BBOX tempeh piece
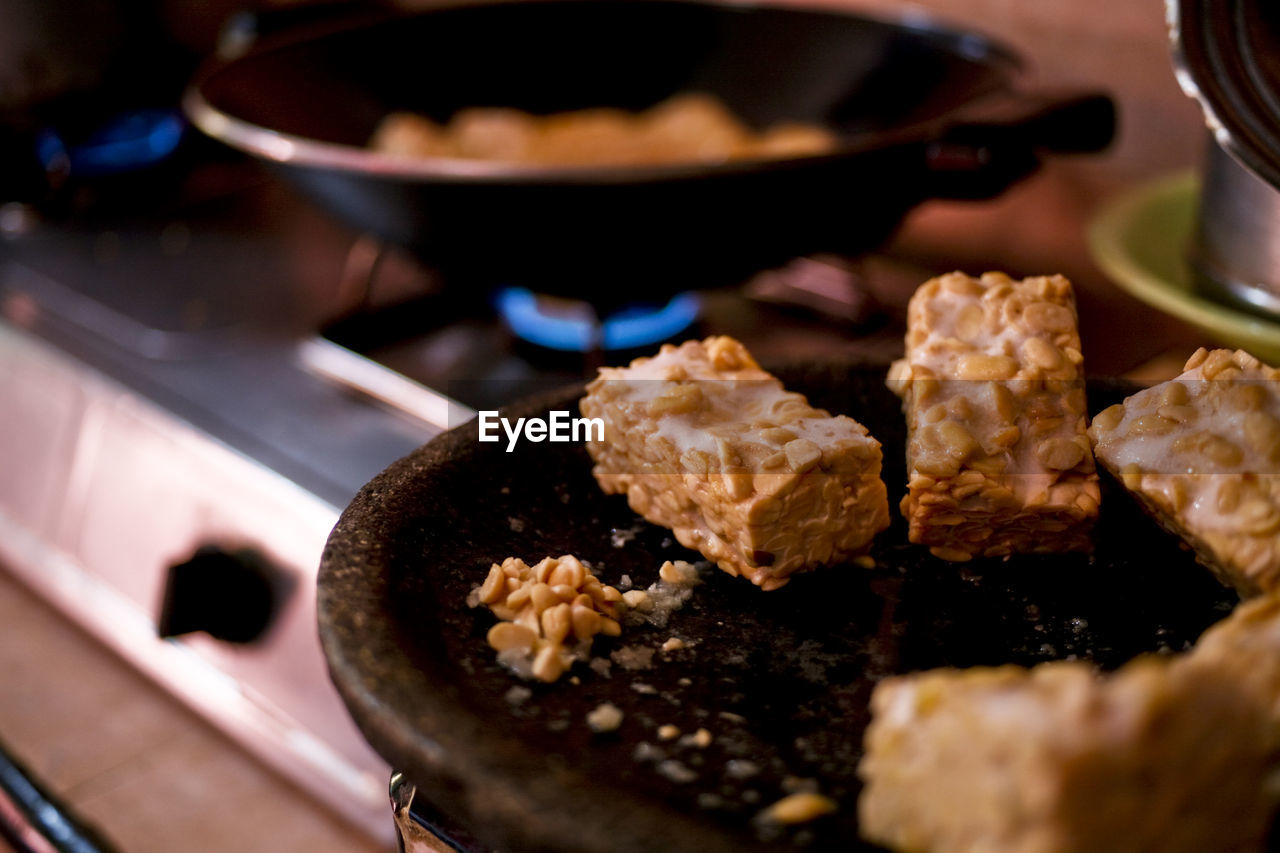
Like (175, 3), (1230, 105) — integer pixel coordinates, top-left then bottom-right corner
(888, 271), (1099, 561)
(580, 336), (889, 589)
(1089, 347), (1280, 596)
(858, 595), (1280, 853)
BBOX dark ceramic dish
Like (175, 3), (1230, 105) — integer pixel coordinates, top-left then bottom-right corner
(318, 361), (1236, 853)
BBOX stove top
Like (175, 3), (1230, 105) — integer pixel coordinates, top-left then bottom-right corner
(316, 221), (918, 413)
(0, 148), (924, 843)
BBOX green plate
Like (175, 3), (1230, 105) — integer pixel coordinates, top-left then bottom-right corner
(1087, 171), (1280, 363)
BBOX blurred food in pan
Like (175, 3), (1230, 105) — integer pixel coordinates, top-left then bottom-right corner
(369, 92), (837, 167)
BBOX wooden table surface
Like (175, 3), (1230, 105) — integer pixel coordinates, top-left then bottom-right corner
(0, 566), (390, 853)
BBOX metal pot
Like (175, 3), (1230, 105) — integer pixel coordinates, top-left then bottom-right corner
(1171, 0), (1280, 318)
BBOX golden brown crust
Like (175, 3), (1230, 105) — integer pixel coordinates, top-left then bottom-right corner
(858, 596), (1280, 853)
(580, 336), (889, 588)
(1089, 347), (1280, 595)
(892, 272), (1100, 560)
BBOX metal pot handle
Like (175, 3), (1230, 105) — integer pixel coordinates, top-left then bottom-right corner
(921, 91), (1116, 199)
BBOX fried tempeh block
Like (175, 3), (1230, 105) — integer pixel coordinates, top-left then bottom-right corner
(1089, 347), (1280, 596)
(888, 272), (1100, 561)
(858, 595), (1280, 853)
(579, 336), (889, 589)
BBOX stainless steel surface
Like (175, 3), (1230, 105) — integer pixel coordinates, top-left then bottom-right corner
(0, 324), (384, 840)
(0, 317), (466, 843)
(1169, 0), (1280, 319)
(1168, 0), (1280, 190)
(0, 166), (473, 842)
(1191, 140), (1280, 316)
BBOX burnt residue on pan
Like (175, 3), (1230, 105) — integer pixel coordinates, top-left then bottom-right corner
(320, 361), (1237, 853)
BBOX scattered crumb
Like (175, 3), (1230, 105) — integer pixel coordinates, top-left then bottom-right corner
(589, 657), (613, 679)
(659, 560), (702, 585)
(853, 555), (875, 569)
(546, 718), (570, 733)
(781, 776), (820, 795)
(657, 759), (698, 784)
(678, 677), (692, 687)
(719, 711), (747, 725)
(618, 574), (634, 591)
(507, 516), (526, 532)
(622, 590), (654, 612)
(657, 724), (681, 741)
(755, 792), (837, 825)
(621, 560), (704, 629)
(504, 686), (532, 706)
(683, 728), (712, 749)
(697, 793), (724, 810)
(631, 682), (658, 695)
(725, 759), (760, 780)
(496, 647), (538, 681)
(610, 524), (643, 548)
(662, 637), (686, 652)
(633, 742), (665, 763)
(586, 702), (624, 733)
(611, 645), (656, 671)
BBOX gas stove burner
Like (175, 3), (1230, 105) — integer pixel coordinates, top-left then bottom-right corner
(494, 287), (700, 352)
(36, 108), (186, 180)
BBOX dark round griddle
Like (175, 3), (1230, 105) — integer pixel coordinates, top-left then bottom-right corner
(318, 361), (1237, 853)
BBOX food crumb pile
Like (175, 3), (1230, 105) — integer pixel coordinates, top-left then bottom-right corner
(469, 556), (702, 683)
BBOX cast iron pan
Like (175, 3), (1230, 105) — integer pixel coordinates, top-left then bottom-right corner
(319, 360), (1239, 853)
(185, 0), (1114, 307)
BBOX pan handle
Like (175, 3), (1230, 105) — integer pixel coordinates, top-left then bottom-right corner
(920, 91), (1116, 199)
